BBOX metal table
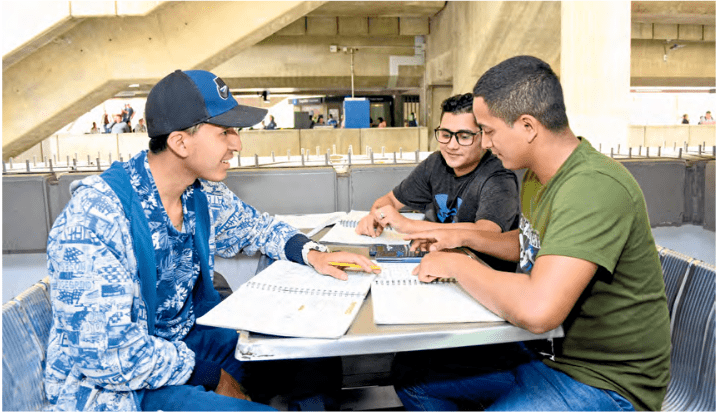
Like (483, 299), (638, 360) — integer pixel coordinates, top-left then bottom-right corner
(235, 239), (563, 361)
(236, 290), (563, 360)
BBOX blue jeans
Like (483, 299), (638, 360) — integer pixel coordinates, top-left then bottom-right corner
(393, 342), (635, 411)
(141, 324), (342, 411)
(141, 383), (275, 411)
(140, 324), (274, 411)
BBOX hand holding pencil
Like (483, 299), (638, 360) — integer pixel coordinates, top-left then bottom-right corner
(329, 262), (381, 271)
(306, 249), (381, 281)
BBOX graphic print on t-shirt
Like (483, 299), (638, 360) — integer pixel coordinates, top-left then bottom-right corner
(519, 215), (541, 273)
(434, 194), (462, 222)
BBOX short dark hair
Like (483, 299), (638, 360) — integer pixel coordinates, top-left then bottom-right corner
(148, 134), (170, 154)
(440, 93), (474, 119)
(472, 55), (569, 132)
(148, 123), (204, 154)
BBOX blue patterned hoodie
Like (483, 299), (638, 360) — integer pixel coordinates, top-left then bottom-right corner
(44, 151), (304, 410)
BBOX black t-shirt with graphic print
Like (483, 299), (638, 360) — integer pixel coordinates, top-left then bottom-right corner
(392, 151), (520, 272)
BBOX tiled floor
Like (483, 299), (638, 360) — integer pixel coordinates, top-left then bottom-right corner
(651, 224), (715, 265)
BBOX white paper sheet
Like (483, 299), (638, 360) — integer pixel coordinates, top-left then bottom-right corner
(371, 262), (504, 325)
(274, 211), (347, 231)
(197, 260), (375, 338)
(318, 210), (411, 245)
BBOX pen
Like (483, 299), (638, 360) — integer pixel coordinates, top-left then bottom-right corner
(329, 262), (381, 271)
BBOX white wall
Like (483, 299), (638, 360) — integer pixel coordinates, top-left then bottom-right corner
(630, 92), (715, 126)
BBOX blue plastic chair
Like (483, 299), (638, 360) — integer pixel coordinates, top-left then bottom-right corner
(660, 248), (695, 317)
(663, 259), (716, 411)
(15, 280), (53, 357)
(2, 298), (49, 411)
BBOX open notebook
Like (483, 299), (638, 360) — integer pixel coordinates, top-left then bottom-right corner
(273, 211), (347, 237)
(197, 260), (375, 339)
(318, 210), (416, 246)
(371, 262), (504, 325)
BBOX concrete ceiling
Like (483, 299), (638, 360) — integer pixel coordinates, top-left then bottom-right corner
(2, 1), (714, 160)
(3, 1), (329, 158)
(632, 1), (715, 25)
(308, 1), (446, 16)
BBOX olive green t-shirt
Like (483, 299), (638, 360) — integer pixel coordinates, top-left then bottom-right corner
(519, 138), (671, 411)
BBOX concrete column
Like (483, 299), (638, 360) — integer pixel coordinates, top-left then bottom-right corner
(561, 2), (631, 151)
(394, 92), (404, 127)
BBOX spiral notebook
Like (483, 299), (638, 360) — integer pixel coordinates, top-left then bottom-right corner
(273, 212), (347, 237)
(317, 210), (412, 246)
(371, 262), (504, 325)
(197, 260), (375, 339)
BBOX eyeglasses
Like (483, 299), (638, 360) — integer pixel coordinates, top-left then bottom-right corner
(434, 128), (482, 146)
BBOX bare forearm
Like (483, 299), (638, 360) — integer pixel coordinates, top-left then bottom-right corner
(444, 255), (550, 333)
(407, 227), (521, 261)
(459, 229), (520, 262)
(401, 220), (478, 234)
(370, 194), (397, 212)
(418, 252), (597, 335)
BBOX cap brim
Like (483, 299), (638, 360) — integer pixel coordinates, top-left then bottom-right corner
(207, 104), (268, 128)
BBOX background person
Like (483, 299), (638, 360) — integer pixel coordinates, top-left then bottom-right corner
(102, 113), (111, 133)
(326, 114), (338, 127)
(264, 115), (277, 130)
(408, 112), (418, 127)
(110, 113), (130, 133)
(89, 121), (100, 133)
(134, 118), (147, 133)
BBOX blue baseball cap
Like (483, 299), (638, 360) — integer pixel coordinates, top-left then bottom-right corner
(146, 69), (267, 138)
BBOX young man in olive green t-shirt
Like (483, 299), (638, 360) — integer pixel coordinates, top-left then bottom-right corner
(397, 56), (670, 411)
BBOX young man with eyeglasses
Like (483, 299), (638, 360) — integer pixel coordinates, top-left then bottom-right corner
(394, 56), (670, 411)
(355, 93), (519, 272)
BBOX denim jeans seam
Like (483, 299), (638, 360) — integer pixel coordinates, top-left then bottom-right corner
(603, 388), (632, 411)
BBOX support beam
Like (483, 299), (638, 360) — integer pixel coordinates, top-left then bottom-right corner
(561, 1), (631, 150)
(462, 2), (561, 93)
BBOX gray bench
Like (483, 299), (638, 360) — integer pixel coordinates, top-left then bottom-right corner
(4, 248), (715, 410)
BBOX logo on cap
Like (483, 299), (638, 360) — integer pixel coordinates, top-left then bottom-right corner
(214, 76), (229, 100)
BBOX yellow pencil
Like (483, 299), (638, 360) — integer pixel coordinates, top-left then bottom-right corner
(329, 262), (381, 271)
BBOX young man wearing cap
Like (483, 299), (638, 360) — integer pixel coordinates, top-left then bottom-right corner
(44, 69), (378, 411)
(355, 93), (520, 272)
(394, 56), (670, 411)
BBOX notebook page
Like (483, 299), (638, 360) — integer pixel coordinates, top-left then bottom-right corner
(318, 210), (410, 245)
(371, 262), (503, 324)
(197, 260), (375, 338)
(274, 211), (347, 231)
